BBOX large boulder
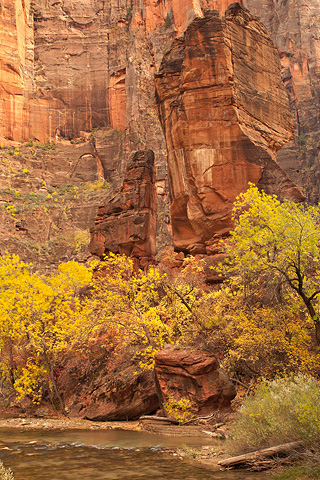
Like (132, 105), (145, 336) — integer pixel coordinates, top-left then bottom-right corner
(59, 356), (159, 422)
(154, 346), (236, 416)
(81, 368), (159, 422)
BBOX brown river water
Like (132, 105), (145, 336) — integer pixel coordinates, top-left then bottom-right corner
(0, 429), (274, 480)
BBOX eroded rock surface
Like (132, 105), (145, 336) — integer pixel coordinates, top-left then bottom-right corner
(0, 0), (33, 142)
(243, 0), (320, 204)
(90, 150), (157, 267)
(81, 369), (159, 422)
(155, 4), (304, 253)
(1, 0), (238, 143)
(154, 346), (236, 415)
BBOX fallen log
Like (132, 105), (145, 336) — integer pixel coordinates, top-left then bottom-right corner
(218, 441), (302, 468)
(139, 415), (178, 424)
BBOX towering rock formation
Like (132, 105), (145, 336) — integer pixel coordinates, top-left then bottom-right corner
(1, 0), (239, 144)
(0, 0), (313, 263)
(90, 150), (157, 267)
(1, 0), (240, 256)
(243, 0), (320, 204)
(155, 4), (304, 253)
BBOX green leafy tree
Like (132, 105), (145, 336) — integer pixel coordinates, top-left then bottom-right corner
(221, 185), (320, 345)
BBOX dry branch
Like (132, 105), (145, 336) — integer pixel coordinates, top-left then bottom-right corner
(218, 441), (302, 468)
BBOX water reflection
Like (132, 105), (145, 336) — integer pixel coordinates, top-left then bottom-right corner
(0, 429), (273, 480)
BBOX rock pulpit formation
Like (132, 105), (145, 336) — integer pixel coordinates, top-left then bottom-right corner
(90, 150), (157, 267)
(155, 4), (304, 254)
(154, 346), (236, 416)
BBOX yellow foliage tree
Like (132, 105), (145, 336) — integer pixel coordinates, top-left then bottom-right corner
(87, 253), (209, 369)
(0, 254), (93, 411)
(209, 287), (320, 380)
(221, 185), (320, 346)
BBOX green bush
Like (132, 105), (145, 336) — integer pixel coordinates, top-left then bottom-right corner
(0, 461), (14, 480)
(230, 374), (320, 453)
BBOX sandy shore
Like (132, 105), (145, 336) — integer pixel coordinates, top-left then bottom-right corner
(0, 417), (142, 431)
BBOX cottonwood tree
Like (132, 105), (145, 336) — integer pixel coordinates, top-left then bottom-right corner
(89, 253), (208, 369)
(221, 185), (320, 346)
(0, 255), (93, 411)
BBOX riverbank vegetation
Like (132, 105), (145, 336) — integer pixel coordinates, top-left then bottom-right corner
(0, 185), (320, 473)
(230, 374), (320, 452)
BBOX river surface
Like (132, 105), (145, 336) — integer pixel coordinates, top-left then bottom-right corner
(0, 429), (274, 480)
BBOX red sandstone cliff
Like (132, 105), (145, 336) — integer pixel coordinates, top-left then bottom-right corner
(1, 0), (239, 144)
(1, 0), (239, 256)
(0, 0), (33, 141)
(155, 4), (304, 253)
(243, 0), (320, 204)
(0, 0), (312, 263)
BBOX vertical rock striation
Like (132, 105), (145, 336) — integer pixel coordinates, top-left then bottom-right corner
(1, 0), (240, 143)
(243, 0), (320, 203)
(155, 4), (304, 253)
(0, 0), (33, 141)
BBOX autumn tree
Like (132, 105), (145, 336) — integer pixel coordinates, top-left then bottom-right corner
(221, 185), (320, 346)
(0, 254), (93, 411)
(87, 253), (210, 369)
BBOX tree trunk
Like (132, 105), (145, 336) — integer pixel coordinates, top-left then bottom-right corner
(315, 319), (320, 347)
(299, 291), (320, 346)
(44, 352), (67, 416)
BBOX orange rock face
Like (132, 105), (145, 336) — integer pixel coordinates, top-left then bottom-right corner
(90, 150), (157, 267)
(0, 0), (240, 144)
(243, 0), (320, 204)
(0, 0), (33, 141)
(109, 69), (127, 131)
(146, 0), (242, 34)
(155, 4), (304, 253)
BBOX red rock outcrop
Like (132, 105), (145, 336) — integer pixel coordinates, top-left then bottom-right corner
(243, 0), (320, 204)
(90, 150), (157, 266)
(154, 346), (236, 415)
(58, 352), (159, 421)
(155, 4), (304, 253)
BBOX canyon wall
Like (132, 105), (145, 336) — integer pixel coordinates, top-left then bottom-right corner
(0, 0), (33, 141)
(0, 0), (240, 257)
(155, 5), (304, 253)
(1, 0), (240, 144)
(0, 0), (315, 262)
(243, 0), (320, 203)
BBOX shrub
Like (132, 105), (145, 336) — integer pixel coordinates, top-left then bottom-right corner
(164, 395), (194, 424)
(230, 375), (320, 453)
(276, 462), (320, 480)
(126, 7), (132, 22)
